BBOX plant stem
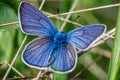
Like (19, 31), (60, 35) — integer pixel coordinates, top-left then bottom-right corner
(107, 6), (120, 80)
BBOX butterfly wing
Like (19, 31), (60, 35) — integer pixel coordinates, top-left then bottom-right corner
(50, 43), (77, 73)
(18, 2), (58, 36)
(66, 24), (106, 51)
(22, 36), (54, 69)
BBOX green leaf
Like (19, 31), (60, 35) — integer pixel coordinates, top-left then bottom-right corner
(0, 2), (17, 62)
(107, 7), (120, 80)
(0, 2), (18, 30)
(54, 73), (67, 80)
(0, 30), (16, 62)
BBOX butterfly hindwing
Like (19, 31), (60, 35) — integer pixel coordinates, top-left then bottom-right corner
(19, 2), (58, 36)
(66, 24), (106, 51)
(22, 36), (54, 69)
(51, 43), (77, 73)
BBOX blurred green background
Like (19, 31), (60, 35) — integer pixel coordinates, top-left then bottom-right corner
(0, 0), (120, 80)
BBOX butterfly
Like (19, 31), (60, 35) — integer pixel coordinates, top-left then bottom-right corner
(18, 2), (106, 74)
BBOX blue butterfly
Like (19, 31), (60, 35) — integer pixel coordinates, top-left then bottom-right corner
(18, 2), (106, 74)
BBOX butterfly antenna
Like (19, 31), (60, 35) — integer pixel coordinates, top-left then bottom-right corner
(57, 9), (62, 32)
(73, 16), (80, 22)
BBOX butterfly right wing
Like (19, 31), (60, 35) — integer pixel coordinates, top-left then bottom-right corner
(22, 36), (54, 69)
(66, 24), (106, 51)
(50, 43), (77, 74)
(19, 2), (58, 37)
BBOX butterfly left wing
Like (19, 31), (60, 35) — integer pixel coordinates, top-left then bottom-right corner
(50, 43), (77, 73)
(19, 2), (58, 36)
(66, 24), (106, 51)
(22, 36), (54, 69)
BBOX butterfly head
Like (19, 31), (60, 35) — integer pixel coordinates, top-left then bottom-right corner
(53, 31), (66, 46)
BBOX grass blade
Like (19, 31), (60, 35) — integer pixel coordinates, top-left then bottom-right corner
(107, 7), (120, 80)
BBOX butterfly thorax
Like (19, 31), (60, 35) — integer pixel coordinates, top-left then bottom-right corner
(53, 31), (66, 47)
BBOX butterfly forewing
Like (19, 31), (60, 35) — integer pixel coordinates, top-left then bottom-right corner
(19, 2), (58, 37)
(66, 24), (106, 51)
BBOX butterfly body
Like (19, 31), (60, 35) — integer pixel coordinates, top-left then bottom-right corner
(19, 2), (106, 74)
(48, 31), (66, 65)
